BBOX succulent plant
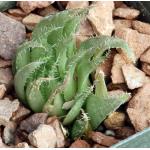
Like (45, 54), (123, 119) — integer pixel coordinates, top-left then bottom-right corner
(13, 8), (135, 139)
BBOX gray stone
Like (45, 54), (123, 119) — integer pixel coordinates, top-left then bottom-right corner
(0, 13), (26, 60)
(20, 113), (48, 133)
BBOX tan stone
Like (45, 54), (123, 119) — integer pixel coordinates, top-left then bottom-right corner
(70, 139), (90, 148)
(47, 117), (65, 148)
(140, 48), (150, 64)
(15, 142), (30, 148)
(77, 19), (94, 36)
(76, 35), (89, 48)
(127, 83), (150, 131)
(132, 20), (150, 35)
(37, 5), (58, 17)
(8, 8), (26, 17)
(115, 28), (150, 59)
(115, 127), (135, 139)
(104, 112), (126, 129)
(28, 124), (57, 148)
(11, 105), (30, 122)
(0, 84), (6, 99)
(114, 19), (132, 29)
(22, 13), (43, 30)
(122, 64), (146, 89)
(18, 1), (52, 14)
(98, 50), (116, 77)
(0, 68), (13, 88)
(0, 137), (9, 148)
(66, 1), (89, 9)
(0, 59), (12, 68)
(111, 54), (126, 84)
(114, 8), (140, 19)
(88, 1), (114, 36)
(88, 131), (119, 147)
(141, 63), (150, 76)
(3, 12), (23, 22)
(114, 1), (128, 8)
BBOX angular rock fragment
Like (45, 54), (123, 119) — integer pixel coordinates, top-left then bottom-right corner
(0, 84), (6, 99)
(122, 64), (146, 89)
(114, 1), (128, 8)
(115, 28), (150, 59)
(11, 105), (30, 122)
(0, 68), (13, 89)
(77, 19), (94, 36)
(66, 1), (89, 9)
(93, 144), (107, 148)
(88, 131), (119, 147)
(47, 117), (65, 148)
(108, 89), (131, 100)
(0, 137), (9, 148)
(111, 54), (126, 84)
(107, 83), (128, 91)
(15, 142), (30, 148)
(76, 19), (94, 47)
(140, 48), (150, 64)
(0, 59), (12, 68)
(8, 8), (26, 17)
(3, 121), (17, 144)
(97, 50), (116, 77)
(0, 99), (19, 126)
(132, 20), (150, 35)
(104, 112), (126, 129)
(22, 13), (43, 30)
(17, 1), (52, 14)
(70, 139), (90, 148)
(37, 5), (58, 17)
(88, 1), (114, 36)
(113, 8), (140, 19)
(0, 13), (26, 60)
(127, 83), (150, 131)
(114, 19), (132, 29)
(76, 35), (89, 48)
(28, 124), (57, 148)
(3, 12), (23, 22)
(141, 63), (150, 76)
(115, 127), (135, 139)
(20, 113), (48, 133)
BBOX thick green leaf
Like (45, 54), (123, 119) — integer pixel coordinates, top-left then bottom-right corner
(86, 93), (130, 129)
(112, 127), (150, 148)
(14, 61), (44, 103)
